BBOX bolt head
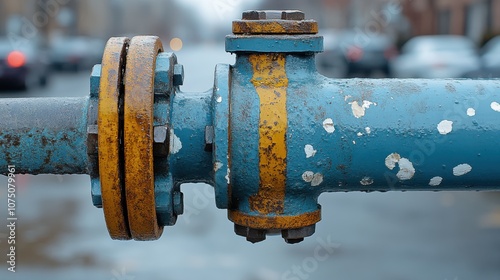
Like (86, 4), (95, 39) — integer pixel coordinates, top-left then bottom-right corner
(173, 191), (184, 215)
(281, 225), (316, 244)
(153, 126), (169, 157)
(242, 10), (305, 20)
(173, 64), (184, 86)
(90, 64), (101, 98)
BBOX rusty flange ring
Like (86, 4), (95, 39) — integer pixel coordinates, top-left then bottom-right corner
(124, 36), (164, 240)
(98, 37), (131, 240)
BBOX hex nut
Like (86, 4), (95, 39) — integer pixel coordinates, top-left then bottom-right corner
(173, 64), (184, 86)
(173, 191), (184, 215)
(242, 10), (305, 21)
(153, 125), (169, 157)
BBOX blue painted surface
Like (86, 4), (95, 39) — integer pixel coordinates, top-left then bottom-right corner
(0, 97), (90, 175)
(223, 51), (500, 220)
(225, 35), (323, 53)
(169, 90), (213, 183)
(213, 64), (231, 208)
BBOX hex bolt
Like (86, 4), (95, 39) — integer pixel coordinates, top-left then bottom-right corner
(86, 125), (98, 155)
(282, 224), (316, 244)
(173, 191), (184, 215)
(242, 10), (305, 21)
(204, 126), (214, 152)
(234, 224), (267, 243)
(153, 125), (169, 157)
(246, 228), (267, 243)
(173, 64), (184, 86)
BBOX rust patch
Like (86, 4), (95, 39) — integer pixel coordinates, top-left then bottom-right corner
(248, 54), (288, 215)
(229, 209), (321, 230)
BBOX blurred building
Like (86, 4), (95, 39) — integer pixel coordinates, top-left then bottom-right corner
(404, 0), (500, 43)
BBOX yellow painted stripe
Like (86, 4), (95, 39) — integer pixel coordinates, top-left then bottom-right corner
(249, 54), (288, 215)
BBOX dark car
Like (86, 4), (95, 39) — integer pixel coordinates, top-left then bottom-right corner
(50, 36), (105, 71)
(318, 30), (398, 77)
(0, 39), (50, 90)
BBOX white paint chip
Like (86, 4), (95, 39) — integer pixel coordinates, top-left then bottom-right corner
(385, 153), (401, 170)
(437, 120), (453, 135)
(360, 177), (374, 186)
(225, 167), (231, 184)
(491, 102), (500, 112)
(365, 127), (371, 134)
(216, 96), (222, 103)
(396, 158), (415, 180)
(311, 173), (324, 187)
(453, 164), (472, 176)
(214, 161), (223, 172)
(302, 171), (314, 183)
(323, 118), (335, 133)
(169, 130), (182, 154)
(385, 153), (415, 181)
(429, 176), (443, 186)
(357, 132), (363, 137)
(304, 144), (317, 158)
(350, 100), (374, 118)
(344, 95), (352, 101)
(302, 171), (324, 186)
(467, 108), (476, 117)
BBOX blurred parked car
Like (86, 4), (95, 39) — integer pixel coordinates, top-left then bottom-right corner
(0, 38), (50, 90)
(50, 36), (104, 71)
(391, 35), (481, 78)
(318, 30), (398, 77)
(462, 36), (500, 78)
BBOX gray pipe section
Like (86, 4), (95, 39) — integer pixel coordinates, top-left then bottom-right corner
(0, 97), (90, 175)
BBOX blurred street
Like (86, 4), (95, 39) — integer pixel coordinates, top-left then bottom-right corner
(1, 45), (500, 280)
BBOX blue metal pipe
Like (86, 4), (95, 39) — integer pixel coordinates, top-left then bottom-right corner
(0, 97), (89, 175)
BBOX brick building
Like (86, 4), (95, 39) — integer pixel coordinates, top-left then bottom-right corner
(403, 0), (500, 43)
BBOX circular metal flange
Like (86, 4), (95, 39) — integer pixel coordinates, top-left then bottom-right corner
(98, 37), (131, 240)
(124, 36), (164, 240)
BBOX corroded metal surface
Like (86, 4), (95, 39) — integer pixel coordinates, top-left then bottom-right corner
(248, 54), (288, 215)
(229, 210), (321, 230)
(123, 36), (163, 240)
(0, 97), (89, 175)
(98, 37), (131, 240)
(232, 20), (318, 35)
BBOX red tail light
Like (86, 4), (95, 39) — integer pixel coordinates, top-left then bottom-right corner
(346, 46), (363, 62)
(7, 51), (26, 68)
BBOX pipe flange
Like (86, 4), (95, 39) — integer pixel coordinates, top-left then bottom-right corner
(98, 37), (132, 240)
(124, 36), (164, 240)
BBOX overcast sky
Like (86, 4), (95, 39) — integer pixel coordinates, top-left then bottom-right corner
(175, 0), (262, 27)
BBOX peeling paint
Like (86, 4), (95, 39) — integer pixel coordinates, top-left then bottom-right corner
(169, 129), (182, 154)
(429, 176), (443, 186)
(357, 132), (363, 137)
(302, 171), (314, 183)
(304, 144), (317, 158)
(302, 171), (323, 186)
(344, 95), (352, 101)
(311, 173), (323, 187)
(225, 167), (231, 184)
(385, 153), (401, 170)
(214, 161), (223, 172)
(322, 118), (335, 133)
(491, 102), (500, 112)
(453, 164), (472, 176)
(437, 120), (453, 135)
(396, 158), (415, 180)
(216, 96), (222, 103)
(350, 100), (373, 118)
(360, 177), (374, 186)
(365, 127), (371, 134)
(352, 140), (356, 145)
(467, 108), (476, 117)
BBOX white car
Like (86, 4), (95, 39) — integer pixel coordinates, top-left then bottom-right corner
(391, 35), (481, 78)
